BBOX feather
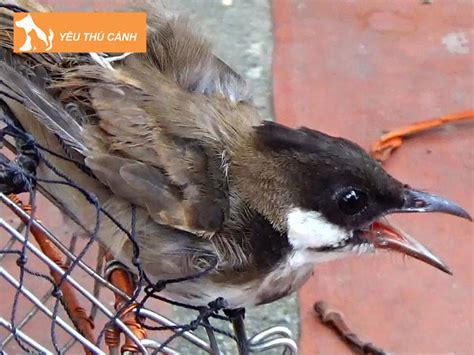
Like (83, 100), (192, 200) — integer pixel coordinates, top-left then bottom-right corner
(85, 154), (193, 227)
(120, 1), (251, 103)
(0, 62), (87, 153)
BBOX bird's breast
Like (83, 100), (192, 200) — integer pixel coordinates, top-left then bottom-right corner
(253, 250), (314, 306)
(159, 250), (314, 309)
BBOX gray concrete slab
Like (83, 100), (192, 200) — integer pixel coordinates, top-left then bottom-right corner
(163, 0), (274, 121)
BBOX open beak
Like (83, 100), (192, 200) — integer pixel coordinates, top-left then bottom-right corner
(359, 189), (471, 275)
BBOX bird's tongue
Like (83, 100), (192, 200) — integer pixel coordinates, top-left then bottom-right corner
(360, 220), (452, 274)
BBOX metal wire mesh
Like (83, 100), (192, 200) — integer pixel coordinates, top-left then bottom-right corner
(0, 77), (297, 355)
(0, 185), (213, 353)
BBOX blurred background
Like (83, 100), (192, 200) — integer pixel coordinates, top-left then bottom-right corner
(1, 0), (472, 354)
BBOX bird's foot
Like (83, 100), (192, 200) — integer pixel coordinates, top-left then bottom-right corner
(314, 301), (386, 355)
(224, 308), (250, 355)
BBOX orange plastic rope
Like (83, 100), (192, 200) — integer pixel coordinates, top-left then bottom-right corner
(371, 110), (474, 162)
(7, 194), (95, 355)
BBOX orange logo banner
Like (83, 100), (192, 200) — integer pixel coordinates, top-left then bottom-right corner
(13, 12), (147, 53)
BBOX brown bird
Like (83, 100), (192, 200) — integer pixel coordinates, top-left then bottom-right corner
(0, 0), (471, 352)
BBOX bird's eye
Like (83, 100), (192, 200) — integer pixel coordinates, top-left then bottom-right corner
(337, 189), (368, 215)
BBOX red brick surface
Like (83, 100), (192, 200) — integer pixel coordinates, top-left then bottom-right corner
(272, 1), (473, 354)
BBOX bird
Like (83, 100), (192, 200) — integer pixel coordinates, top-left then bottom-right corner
(0, 0), (471, 352)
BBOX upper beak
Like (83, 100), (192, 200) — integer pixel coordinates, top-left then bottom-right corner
(396, 188), (472, 221)
(360, 189), (471, 275)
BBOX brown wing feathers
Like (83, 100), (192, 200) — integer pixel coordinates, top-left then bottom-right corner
(0, 0), (263, 235)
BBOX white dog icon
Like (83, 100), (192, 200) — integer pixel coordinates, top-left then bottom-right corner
(15, 14), (54, 51)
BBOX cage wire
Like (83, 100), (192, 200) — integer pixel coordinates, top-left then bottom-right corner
(0, 90), (298, 354)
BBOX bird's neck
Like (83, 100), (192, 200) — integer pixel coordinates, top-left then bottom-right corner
(228, 132), (291, 232)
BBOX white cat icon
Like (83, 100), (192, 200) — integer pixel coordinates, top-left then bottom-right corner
(15, 14), (54, 52)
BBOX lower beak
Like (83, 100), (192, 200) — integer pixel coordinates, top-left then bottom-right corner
(359, 220), (452, 274)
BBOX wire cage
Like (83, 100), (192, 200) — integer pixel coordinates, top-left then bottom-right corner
(0, 121), (298, 354)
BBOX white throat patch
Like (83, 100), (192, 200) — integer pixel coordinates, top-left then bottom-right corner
(287, 208), (348, 250)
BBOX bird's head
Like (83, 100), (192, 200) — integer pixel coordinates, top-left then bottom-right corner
(252, 122), (471, 273)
